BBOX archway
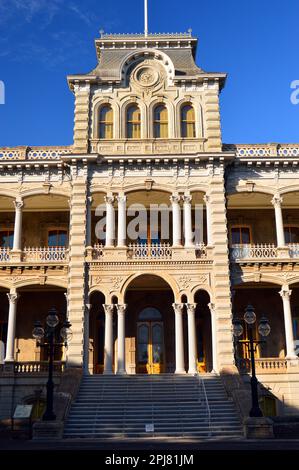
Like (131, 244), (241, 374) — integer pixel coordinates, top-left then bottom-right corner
(233, 283), (287, 361)
(125, 274), (175, 374)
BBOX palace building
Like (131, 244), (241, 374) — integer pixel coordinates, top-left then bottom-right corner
(0, 29), (299, 436)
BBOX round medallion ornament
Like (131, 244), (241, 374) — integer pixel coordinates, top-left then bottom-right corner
(136, 67), (159, 88)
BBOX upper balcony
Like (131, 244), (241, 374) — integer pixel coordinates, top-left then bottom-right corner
(0, 193), (70, 267)
(227, 188), (299, 265)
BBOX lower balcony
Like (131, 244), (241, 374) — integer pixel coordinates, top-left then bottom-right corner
(0, 361), (65, 376)
(236, 357), (289, 374)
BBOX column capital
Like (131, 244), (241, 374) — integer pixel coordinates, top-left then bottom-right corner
(172, 303), (184, 314)
(104, 195), (115, 205)
(279, 286), (292, 300)
(208, 302), (216, 313)
(85, 303), (92, 311)
(103, 304), (114, 315)
(186, 303), (196, 314)
(170, 194), (181, 204)
(13, 198), (23, 211)
(117, 195), (127, 203)
(271, 194), (283, 207)
(87, 195), (93, 204)
(183, 195), (192, 204)
(7, 292), (19, 304)
(116, 304), (127, 315)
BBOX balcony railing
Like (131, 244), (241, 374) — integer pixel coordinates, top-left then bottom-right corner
(0, 247), (10, 262)
(236, 357), (288, 374)
(230, 244), (278, 260)
(223, 143), (299, 158)
(23, 247), (69, 262)
(128, 243), (173, 260)
(231, 243), (299, 261)
(288, 244), (299, 258)
(14, 361), (65, 374)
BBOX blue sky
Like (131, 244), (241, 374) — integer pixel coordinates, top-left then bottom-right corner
(0, 0), (298, 147)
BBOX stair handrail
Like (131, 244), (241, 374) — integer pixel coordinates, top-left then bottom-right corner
(197, 373), (211, 437)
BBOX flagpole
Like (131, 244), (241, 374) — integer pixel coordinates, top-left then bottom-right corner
(144, 0), (148, 37)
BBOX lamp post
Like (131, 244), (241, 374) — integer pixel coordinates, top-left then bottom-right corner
(32, 307), (72, 421)
(233, 304), (271, 418)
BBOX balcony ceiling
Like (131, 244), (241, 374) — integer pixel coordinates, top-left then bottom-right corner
(227, 191), (299, 208)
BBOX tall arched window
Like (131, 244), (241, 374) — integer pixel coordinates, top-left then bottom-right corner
(127, 105), (141, 138)
(99, 105), (113, 139)
(153, 104), (168, 138)
(181, 104), (196, 138)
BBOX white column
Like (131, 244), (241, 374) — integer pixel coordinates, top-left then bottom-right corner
(83, 303), (91, 375)
(173, 303), (185, 373)
(186, 303), (197, 374)
(117, 196), (127, 247)
(86, 196), (93, 248)
(208, 302), (218, 372)
(103, 304), (114, 374)
(12, 199), (23, 251)
(183, 195), (194, 247)
(203, 194), (212, 246)
(271, 195), (285, 247)
(116, 304), (127, 374)
(105, 195), (115, 247)
(4, 291), (19, 362)
(170, 195), (182, 247)
(279, 286), (297, 359)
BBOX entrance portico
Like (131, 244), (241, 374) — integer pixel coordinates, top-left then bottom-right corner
(86, 274), (214, 375)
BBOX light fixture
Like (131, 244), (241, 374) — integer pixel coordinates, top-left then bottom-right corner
(232, 318), (244, 338)
(32, 320), (44, 340)
(46, 307), (59, 328)
(258, 316), (271, 337)
(244, 304), (256, 325)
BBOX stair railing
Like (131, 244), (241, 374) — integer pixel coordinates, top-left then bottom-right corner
(197, 374), (211, 437)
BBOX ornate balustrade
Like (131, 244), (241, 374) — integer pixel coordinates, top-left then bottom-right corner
(23, 247), (69, 262)
(230, 244), (278, 261)
(127, 243), (173, 260)
(0, 247), (10, 262)
(14, 361), (65, 374)
(223, 143), (299, 158)
(288, 244), (299, 258)
(237, 357), (288, 374)
(0, 146), (73, 160)
(91, 244), (105, 260)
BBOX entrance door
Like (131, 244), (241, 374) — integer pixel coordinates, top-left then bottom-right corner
(137, 321), (164, 374)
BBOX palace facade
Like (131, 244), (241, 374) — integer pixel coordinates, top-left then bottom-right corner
(1, 31), (299, 422)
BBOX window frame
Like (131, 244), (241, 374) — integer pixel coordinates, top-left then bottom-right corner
(230, 225), (252, 245)
(126, 104), (141, 139)
(47, 229), (68, 248)
(99, 104), (114, 140)
(180, 104), (196, 138)
(284, 225), (299, 244)
(153, 104), (169, 139)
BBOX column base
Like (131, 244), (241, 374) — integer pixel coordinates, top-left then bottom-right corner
(117, 370), (127, 375)
(188, 369), (197, 375)
(175, 369), (186, 374)
(103, 370), (114, 375)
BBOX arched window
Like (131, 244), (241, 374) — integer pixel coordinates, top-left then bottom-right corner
(153, 104), (168, 138)
(127, 105), (141, 138)
(181, 104), (196, 138)
(99, 105), (113, 139)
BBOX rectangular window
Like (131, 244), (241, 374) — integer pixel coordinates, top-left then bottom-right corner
(48, 230), (67, 247)
(231, 226), (251, 244)
(0, 230), (14, 248)
(284, 226), (299, 243)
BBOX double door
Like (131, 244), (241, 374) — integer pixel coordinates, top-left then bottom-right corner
(137, 321), (164, 374)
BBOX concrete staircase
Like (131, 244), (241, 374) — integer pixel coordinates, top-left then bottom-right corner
(64, 374), (244, 439)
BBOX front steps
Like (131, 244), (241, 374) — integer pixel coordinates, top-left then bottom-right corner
(64, 374), (244, 439)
